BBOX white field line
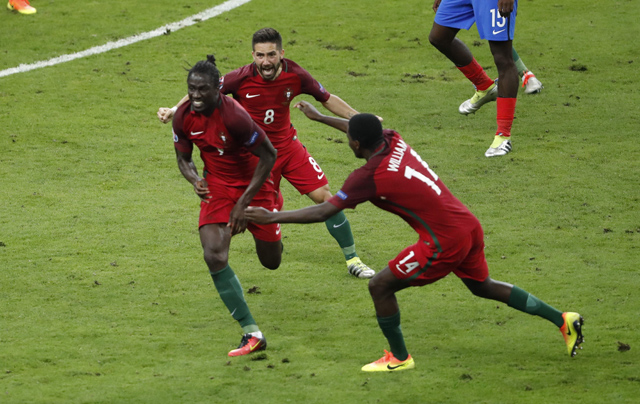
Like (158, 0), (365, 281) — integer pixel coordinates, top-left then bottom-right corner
(0, 0), (252, 79)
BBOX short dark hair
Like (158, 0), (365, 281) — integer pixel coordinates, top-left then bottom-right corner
(188, 54), (220, 85)
(348, 114), (383, 150)
(252, 27), (282, 50)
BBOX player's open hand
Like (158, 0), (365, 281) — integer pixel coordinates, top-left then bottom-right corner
(244, 206), (273, 224)
(157, 107), (175, 123)
(193, 178), (211, 203)
(294, 101), (324, 121)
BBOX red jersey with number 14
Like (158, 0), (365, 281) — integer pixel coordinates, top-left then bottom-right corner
(328, 130), (481, 253)
(172, 96), (269, 188)
(220, 58), (331, 149)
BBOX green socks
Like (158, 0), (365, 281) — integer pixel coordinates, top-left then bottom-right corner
(377, 311), (409, 361)
(508, 285), (564, 327)
(324, 210), (357, 260)
(210, 265), (259, 334)
(512, 48), (528, 77)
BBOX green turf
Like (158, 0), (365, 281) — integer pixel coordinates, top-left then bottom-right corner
(1, 0), (639, 402)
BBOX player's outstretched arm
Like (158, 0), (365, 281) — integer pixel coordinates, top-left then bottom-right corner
(321, 94), (359, 119)
(320, 94), (384, 122)
(246, 201), (341, 225)
(229, 139), (277, 235)
(157, 94), (189, 123)
(295, 101), (348, 133)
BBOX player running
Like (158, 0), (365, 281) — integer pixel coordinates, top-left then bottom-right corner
(245, 101), (584, 371)
(159, 28), (375, 279)
(172, 55), (281, 357)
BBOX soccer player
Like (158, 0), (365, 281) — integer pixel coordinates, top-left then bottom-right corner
(7, 0), (36, 14)
(172, 55), (282, 357)
(158, 28), (375, 279)
(428, 0), (519, 157)
(245, 101), (585, 372)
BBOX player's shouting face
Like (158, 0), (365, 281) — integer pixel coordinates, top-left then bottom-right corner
(252, 42), (284, 81)
(187, 72), (220, 115)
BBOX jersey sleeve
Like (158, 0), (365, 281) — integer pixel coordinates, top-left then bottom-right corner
(222, 98), (268, 152)
(219, 64), (250, 96)
(328, 166), (377, 210)
(172, 103), (193, 153)
(289, 61), (331, 103)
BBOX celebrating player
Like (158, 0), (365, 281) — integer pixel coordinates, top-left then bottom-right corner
(428, 0), (520, 157)
(245, 101), (584, 371)
(172, 55), (281, 357)
(159, 28), (375, 279)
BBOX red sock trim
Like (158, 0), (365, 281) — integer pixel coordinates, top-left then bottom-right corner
(457, 58), (494, 91)
(496, 97), (517, 137)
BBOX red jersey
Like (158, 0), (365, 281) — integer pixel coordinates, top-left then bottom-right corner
(328, 130), (481, 253)
(172, 96), (269, 188)
(220, 58), (331, 149)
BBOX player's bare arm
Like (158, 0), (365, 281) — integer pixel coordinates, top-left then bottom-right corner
(157, 94), (189, 123)
(246, 201), (340, 225)
(321, 94), (359, 119)
(295, 101), (348, 133)
(432, 0), (442, 12)
(228, 139), (277, 235)
(175, 149), (211, 202)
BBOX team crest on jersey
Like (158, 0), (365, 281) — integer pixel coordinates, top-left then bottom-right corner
(336, 190), (348, 200)
(218, 132), (227, 143)
(283, 87), (293, 104)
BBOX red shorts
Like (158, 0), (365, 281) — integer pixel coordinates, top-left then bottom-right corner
(199, 182), (281, 242)
(388, 223), (489, 286)
(271, 139), (329, 195)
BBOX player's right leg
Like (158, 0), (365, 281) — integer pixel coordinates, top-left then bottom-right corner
(430, 2), (497, 115)
(362, 267), (414, 372)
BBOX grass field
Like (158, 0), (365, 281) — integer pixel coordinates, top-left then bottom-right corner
(1, 0), (639, 403)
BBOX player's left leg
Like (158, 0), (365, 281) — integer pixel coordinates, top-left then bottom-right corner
(361, 267), (415, 372)
(200, 223), (266, 356)
(307, 185), (374, 279)
(461, 277), (584, 356)
(513, 48), (543, 94)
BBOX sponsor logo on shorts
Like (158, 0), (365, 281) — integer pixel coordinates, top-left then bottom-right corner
(492, 29), (506, 35)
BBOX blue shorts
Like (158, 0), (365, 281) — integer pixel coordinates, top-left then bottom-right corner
(435, 0), (517, 41)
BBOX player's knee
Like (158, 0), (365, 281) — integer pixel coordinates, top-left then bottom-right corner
(260, 256), (281, 270)
(428, 31), (448, 51)
(257, 250), (281, 270)
(203, 249), (228, 270)
(367, 275), (387, 299)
